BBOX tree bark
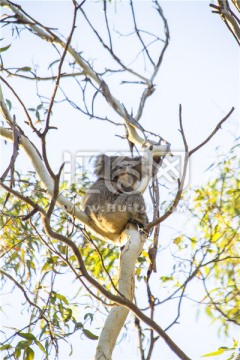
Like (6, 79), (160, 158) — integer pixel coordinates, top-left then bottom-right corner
(95, 224), (145, 360)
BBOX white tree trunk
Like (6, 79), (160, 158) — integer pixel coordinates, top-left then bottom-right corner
(95, 224), (145, 360)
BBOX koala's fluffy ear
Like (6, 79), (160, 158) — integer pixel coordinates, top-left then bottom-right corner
(94, 154), (109, 178)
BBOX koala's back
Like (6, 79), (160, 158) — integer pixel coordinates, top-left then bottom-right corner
(83, 179), (147, 235)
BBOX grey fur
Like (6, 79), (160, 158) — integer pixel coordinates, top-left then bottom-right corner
(83, 155), (148, 236)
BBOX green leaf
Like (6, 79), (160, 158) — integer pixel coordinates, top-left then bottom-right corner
(16, 66), (32, 73)
(16, 340), (32, 349)
(42, 262), (52, 272)
(84, 313), (94, 323)
(173, 236), (182, 245)
(202, 348), (226, 357)
(35, 340), (47, 354)
(18, 332), (36, 341)
(26, 260), (36, 271)
(14, 347), (21, 358)
(26, 347), (34, 360)
(56, 293), (69, 304)
(64, 308), (72, 322)
(5, 99), (12, 111)
(74, 322), (83, 330)
(83, 329), (98, 340)
(137, 256), (146, 263)
(0, 44), (11, 53)
(160, 276), (174, 282)
(205, 306), (212, 317)
(0, 344), (12, 350)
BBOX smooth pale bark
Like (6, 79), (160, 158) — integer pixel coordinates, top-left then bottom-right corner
(95, 224), (146, 360)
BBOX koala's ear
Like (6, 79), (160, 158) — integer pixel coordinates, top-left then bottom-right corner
(94, 154), (109, 177)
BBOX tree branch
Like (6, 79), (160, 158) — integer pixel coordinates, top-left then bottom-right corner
(41, 214), (191, 360)
(0, 0), (171, 158)
(189, 107), (235, 156)
(146, 105), (189, 230)
(210, 0), (240, 45)
(96, 226), (146, 360)
(147, 105), (235, 230)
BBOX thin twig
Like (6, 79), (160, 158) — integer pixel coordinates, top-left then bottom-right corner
(146, 105), (189, 230)
(0, 76), (37, 133)
(189, 107), (235, 156)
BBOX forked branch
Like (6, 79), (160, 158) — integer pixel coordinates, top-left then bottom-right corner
(147, 105), (235, 230)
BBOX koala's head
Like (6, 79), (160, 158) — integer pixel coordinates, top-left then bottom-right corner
(94, 154), (142, 193)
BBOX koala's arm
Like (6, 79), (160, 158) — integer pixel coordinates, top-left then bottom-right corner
(116, 193), (148, 229)
(130, 211), (148, 229)
(82, 180), (109, 214)
(129, 200), (148, 228)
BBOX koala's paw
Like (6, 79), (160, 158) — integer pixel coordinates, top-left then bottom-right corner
(139, 226), (149, 237)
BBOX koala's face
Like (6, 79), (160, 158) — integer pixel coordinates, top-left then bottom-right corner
(94, 155), (142, 193)
(111, 156), (141, 191)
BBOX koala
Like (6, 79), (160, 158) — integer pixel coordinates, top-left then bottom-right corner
(82, 154), (149, 237)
